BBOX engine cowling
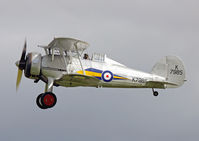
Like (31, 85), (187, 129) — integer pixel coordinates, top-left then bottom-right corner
(24, 52), (41, 78)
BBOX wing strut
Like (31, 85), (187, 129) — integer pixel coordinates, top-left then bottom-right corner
(75, 42), (85, 75)
(52, 48), (55, 61)
(59, 49), (68, 74)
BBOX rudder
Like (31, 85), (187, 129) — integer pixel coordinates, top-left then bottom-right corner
(151, 56), (186, 88)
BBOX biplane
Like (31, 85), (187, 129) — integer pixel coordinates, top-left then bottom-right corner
(15, 38), (186, 109)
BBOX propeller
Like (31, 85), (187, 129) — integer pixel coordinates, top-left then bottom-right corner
(16, 40), (27, 91)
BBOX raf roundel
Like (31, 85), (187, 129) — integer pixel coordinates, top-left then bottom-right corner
(102, 71), (113, 82)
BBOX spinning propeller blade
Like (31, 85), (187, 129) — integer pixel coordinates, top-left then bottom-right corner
(16, 40), (27, 91)
(20, 40), (27, 62)
(16, 69), (23, 91)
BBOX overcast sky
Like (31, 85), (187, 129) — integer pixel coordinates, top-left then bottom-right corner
(0, 0), (199, 141)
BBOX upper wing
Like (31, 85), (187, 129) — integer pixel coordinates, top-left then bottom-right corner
(40, 38), (89, 53)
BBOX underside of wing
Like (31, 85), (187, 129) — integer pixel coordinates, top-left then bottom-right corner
(55, 74), (100, 87)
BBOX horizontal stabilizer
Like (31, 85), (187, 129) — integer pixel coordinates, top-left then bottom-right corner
(146, 80), (179, 89)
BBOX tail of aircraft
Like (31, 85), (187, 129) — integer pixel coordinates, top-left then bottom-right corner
(151, 56), (186, 88)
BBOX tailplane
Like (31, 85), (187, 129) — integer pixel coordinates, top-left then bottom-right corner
(151, 56), (186, 88)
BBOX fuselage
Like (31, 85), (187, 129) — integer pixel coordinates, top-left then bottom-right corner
(40, 55), (166, 89)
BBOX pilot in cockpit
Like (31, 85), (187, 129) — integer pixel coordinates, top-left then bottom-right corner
(83, 53), (89, 60)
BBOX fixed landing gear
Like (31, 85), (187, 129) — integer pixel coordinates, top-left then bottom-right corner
(36, 92), (57, 109)
(152, 88), (159, 96)
(36, 77), (57, 109)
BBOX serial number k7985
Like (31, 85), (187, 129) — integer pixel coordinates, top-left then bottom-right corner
(170, 65), (183, 75)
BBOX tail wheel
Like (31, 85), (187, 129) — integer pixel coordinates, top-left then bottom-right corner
(36, 94), (47, 109)
(153, 91), (159, 96)
(152, 88), (159, 97)
(41, 92), (57, 108)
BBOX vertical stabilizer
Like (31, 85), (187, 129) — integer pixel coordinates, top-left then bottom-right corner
(151, 56), (186, 88)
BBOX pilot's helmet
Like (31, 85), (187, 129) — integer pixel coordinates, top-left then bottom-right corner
(84, 54), (89, 59)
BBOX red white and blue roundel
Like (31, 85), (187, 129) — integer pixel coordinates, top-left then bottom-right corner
(102, 71), (113, 82)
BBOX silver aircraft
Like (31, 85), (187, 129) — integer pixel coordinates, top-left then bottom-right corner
(15, 38), (186, 109)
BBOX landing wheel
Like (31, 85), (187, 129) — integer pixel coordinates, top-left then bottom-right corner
(152, 88), (159, 96)
(41, 92), (57, 109)
(153, 91), (159, 96)
(36, 94), (47, 109)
